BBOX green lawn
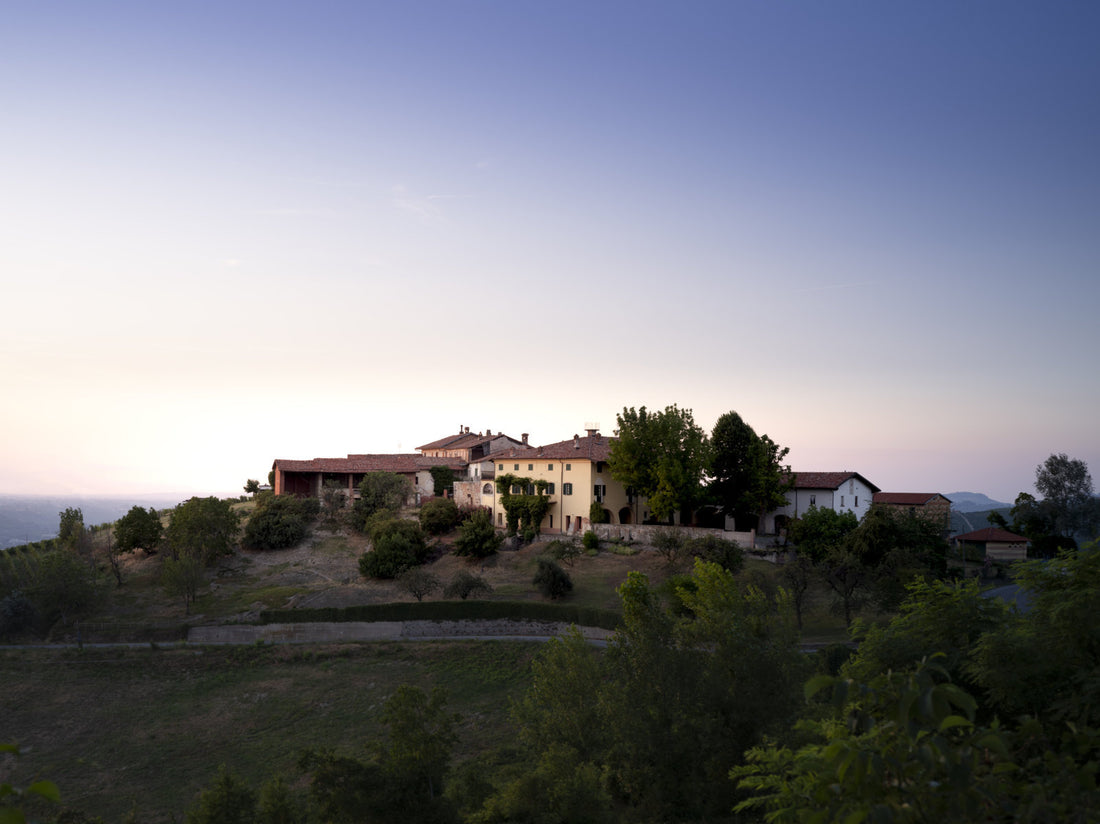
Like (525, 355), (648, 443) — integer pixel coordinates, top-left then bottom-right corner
(2, 642), (538, 824)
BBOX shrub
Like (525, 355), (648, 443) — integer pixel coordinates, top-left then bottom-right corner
(444, 570), (493, 600)
(243, 495), (317, 551)
(359, 519), (428, 579)
(687, 534), (745, 573)
(454, 510), (502, 559)
(582, 531), (599, 551)
(589, 502), (610, 524)
(0, 590), (35, 637)
(398, 568), (442, 602)
(351, 472), (411, 531)
(533, 558), (573, 600)
(114, 505), (163, 554)
(420, 498), (460, 536)
(652, 528), (687, 567)
(545, 539), (583, 567)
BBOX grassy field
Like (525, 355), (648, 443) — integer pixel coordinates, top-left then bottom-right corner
(2, 641), (540, 823)
(2, 512), (867, 821)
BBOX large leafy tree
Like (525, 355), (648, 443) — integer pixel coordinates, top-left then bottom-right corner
(608, 405), (709, 522)
(1034, 453), (1098, 540)
(165, 497), (240, 564)
(709, 411), (791, 528)
(114, 505), (163, 554)
(486, 560), (805, 823)
(57, 507), (85, 552)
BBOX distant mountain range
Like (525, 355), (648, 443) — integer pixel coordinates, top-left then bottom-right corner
(945, 492), (1012, 513)
(0, 494), (189, 550)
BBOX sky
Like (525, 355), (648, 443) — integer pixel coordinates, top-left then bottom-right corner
(2, 1), (1098, 504)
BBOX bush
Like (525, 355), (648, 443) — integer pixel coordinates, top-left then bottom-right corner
(454, 510), (502, 559)
(420, 498), (460, 536)
(114, 505), (163, 554)
(589, 502), (610, 524)
(243, 495), (317, 551)
(533, 558), (573, 600)
(0, 590), (35, 637)
(652, 528), (687, 567)
(545, 539), (583, 567)
(444, 570), (493, 600)
(398, 568), (441, 602)
(582, 531), (599, 551)
(359, 519), (428, 579)
(687, 534), (744, 574)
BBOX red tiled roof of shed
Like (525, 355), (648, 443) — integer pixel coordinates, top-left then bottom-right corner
(954, 527), (1029, 543)
(273, 454), (466, 473)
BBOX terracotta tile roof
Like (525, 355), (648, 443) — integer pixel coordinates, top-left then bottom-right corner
(486, 434), (615, 464)
(416, 431), (523, 452)
(273, 454), (466, 474)
(785, 471), (881, 493)
(873, 493), (951, 506)
(954, 527), (1029, 543)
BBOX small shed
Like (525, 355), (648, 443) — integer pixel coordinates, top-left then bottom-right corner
(953, 527), (1029, 562)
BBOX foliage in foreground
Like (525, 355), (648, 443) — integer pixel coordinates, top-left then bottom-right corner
(243, 494), (319, 551)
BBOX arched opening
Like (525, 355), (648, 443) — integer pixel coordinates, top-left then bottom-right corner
(482, 483), (493, 495)
(618, 507), (633, 524)
(601, 508), (612, 524)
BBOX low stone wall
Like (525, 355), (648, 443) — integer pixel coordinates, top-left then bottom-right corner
(591, 523), (756, 548)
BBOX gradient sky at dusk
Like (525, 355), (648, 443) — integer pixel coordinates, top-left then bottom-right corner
(2, 1), (1097, 503)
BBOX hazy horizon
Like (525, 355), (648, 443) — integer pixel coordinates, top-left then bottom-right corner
(3, 2), (1097, 506)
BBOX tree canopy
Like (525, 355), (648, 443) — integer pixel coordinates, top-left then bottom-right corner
(1034, 453), (1098, 540)
(608, 405), (709, 522)
(165, 497), (240, 564)
(114, 505), (163, 554)
(708, 411), (791, 528)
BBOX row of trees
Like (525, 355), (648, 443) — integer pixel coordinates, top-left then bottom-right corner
(992, 452), (1100, 553)
(608, 405), (790, 526)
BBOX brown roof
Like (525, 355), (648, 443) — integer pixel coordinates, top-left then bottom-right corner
(785, 471), (881, 493)
(954, 527), (1029, 544)
(487, 433), (614, 464)
(873, 492), (951, 506)
(273, 454), (466, 474)
(416, 430), (522, 452)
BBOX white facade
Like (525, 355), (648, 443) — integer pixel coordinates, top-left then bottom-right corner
(764, 472), (878, 533)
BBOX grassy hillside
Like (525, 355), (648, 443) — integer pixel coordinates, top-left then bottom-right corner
(3, 642), (539, 824)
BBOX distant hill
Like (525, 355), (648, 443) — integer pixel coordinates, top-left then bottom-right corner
(946, 492), (1012, 513)
(0, 494), (187, 550)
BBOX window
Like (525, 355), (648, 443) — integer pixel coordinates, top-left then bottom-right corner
(547, 463), (553, 470)
(511, 484), (521, 494)
(563, 483), (573, 495)
(855, 496), (858, 507)
(565, 464), (571, 471)
(498, 464), (504, 471)
(809, 494), (816, 506)
(594, 484), (606, 502)
(841, 495), (845, 507)
(528, 464), (533, 471)
(514, 464), (519, 470)
(596, 461), (605, 473)
(546, 482), (555, 494)
(525, 484), (535, 495)
(482, 483), (492, 494)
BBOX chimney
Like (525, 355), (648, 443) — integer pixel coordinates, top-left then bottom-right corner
(537, 447), (543, 457)
(573, 434), (579, 449)
(459, 423), (463, 433)
(486, 428), (492, 436)
(465, 426), (470, 434)
(586, 428), (597, 438)
(521, 433), (529, 445)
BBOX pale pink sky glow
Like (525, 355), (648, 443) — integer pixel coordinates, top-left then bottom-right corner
(1, 2), (1097, 505)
